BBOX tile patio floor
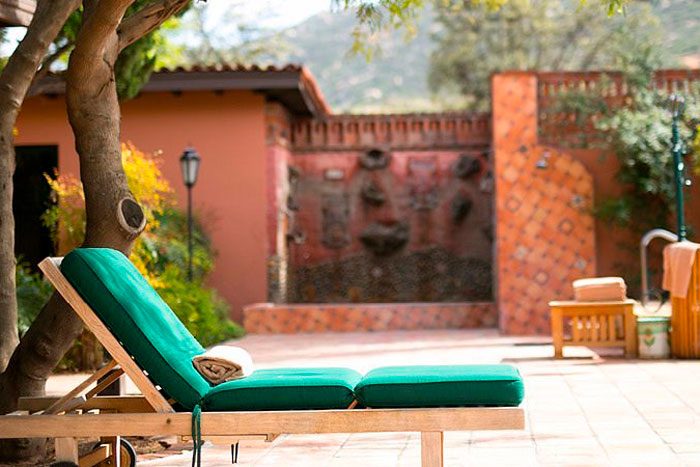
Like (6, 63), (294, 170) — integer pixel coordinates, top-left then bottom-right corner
(47, 329), (700, 466)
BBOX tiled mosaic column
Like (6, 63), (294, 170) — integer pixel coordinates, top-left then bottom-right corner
(492, 72), (596, 335)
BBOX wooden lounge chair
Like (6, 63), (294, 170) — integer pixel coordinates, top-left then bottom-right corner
(0, 249), (525, 467)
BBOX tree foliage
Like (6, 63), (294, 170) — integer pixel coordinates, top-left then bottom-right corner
(548, 46), (700, 234)
(45, 2), (185, 100)
(15, 264), (52, 338)
(339, 0), (631, 57)
(595, 83), (700, 233)
(165, 1), (291, 66)
(428, 0), (661, 110)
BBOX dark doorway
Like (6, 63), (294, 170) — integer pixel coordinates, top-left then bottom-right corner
(13, 145), (58, 270)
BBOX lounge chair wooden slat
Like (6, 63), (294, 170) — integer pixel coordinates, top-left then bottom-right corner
(44, 359), (118, 415)
(84, 368), (124, 400)
(78, 443), (110, 467)
(55, 437), (79, 464)
(19, 395), (154, 413)
(0, 407), (524, 438)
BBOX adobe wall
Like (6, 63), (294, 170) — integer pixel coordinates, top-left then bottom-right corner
(492, 72), (596, 335)
(280, 114), (495, 304)
(16, 90), (270, 322)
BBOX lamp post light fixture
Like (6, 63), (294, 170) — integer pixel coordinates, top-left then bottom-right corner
(180, 146), (201, 281)
(669, 94), (687, 241)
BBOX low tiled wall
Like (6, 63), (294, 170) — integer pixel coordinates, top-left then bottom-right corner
(243, 302), (496, 334)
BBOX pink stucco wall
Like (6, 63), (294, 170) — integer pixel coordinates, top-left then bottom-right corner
(15, 90), (269, 321)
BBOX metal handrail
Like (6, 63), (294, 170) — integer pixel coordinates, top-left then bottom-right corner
(640, 228), (678, 307)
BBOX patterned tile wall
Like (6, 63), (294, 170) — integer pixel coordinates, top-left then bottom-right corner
(244, 302), (496, 334)
(492, 72), (596, 335)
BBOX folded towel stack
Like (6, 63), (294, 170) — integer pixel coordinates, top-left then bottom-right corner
(572, 277), (627, 302)
(663, 241), (700, 299)
(193, 346), (254, 385)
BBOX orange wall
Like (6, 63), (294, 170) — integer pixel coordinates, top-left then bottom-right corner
(15, 90), (269, 321)
(492, 73), (596, 335)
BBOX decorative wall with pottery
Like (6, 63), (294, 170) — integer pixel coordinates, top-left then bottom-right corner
(285, 114), (494, 304)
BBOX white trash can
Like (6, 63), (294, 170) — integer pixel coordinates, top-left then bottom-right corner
(637, 316), (670, 359)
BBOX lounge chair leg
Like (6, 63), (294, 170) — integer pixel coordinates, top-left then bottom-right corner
(231, 442), (240, 464)
(100, 435), (121, 466)
(420, 431), (443, 467)
(55, 437), (79, 464)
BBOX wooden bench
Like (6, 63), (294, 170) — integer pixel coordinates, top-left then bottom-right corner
(549, 299), (637, 358)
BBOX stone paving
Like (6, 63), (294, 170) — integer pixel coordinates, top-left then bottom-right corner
(46, 329), (700, 466)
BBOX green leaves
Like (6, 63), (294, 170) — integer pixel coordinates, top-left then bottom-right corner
(138, 208), (245, 347)
(595, 85), (699, 232)
(15, 262), (53, 337)
(428, 0), (660, 111)
(155, 266), (245, 347)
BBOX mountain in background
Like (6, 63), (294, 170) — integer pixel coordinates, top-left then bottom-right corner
(273, 9), (439, 113)
(272, 1), (699, 113)
(655, 0), (700, 67)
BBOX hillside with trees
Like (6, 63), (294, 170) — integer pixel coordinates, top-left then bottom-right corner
(258, 0), (700, 112)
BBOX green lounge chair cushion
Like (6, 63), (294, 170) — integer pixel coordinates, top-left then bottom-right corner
(354, 365), (524, 408)
(202, 368), (362, 411)
(61, 248), (210, 410)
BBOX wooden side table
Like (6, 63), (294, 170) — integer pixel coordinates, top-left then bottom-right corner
(548, 299), (637, 358)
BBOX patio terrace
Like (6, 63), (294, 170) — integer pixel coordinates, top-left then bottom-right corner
(47, 329), (700, 466)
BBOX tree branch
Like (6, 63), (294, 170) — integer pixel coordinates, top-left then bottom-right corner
(29, 39), (75, 96)
(66, 0), (134, 97)
(117, 0), (191, 52)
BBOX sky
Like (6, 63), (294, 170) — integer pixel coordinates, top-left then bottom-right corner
(223, 0), (331, 30)
(167, 0), (334, 48)
(1, 0), (332, 55)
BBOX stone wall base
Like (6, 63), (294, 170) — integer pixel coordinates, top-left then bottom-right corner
(243, 302), (497, 334)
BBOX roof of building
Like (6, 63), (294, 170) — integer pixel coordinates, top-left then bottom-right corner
(32, 63), (332, 117)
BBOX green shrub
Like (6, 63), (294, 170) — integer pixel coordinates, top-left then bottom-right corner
(143, 209), (245, 346)
(16, 262), (53, 336)
(136, 208), (215, 282)
(595, 86), (700, 233)
(155, 266), (244, 347)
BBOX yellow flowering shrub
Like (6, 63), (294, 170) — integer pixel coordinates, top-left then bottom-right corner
(43, 142), (173, 282)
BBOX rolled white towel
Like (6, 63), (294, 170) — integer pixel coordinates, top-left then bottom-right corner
(193, 346), (254, 385)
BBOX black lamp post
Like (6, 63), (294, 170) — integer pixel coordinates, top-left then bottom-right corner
(669, 94), (687, 241)
(180, 147), (201, 281)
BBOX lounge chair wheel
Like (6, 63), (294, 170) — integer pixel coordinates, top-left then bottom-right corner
(92, 438), (137, 467)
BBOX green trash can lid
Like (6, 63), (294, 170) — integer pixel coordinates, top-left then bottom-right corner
(637, 316), (670, 323)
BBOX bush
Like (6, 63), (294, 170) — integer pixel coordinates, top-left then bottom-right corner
(139, 208), (245, 346)
(156, 266), (244, 347)
(36, 143), (244, 369)
(595, 86), (700, 233)
(16, 261), (53, 337)
(135, 208), (215, 283)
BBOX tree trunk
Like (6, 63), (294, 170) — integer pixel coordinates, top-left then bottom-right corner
(0, 116), (17, 375)
(0, 0), (80, 374)
(0, 1), (137, 462)
(0, 0), (188, 461)
(66, 0), (146, 253)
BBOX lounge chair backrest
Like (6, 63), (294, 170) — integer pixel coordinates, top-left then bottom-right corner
(61, 248), (211, 409)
